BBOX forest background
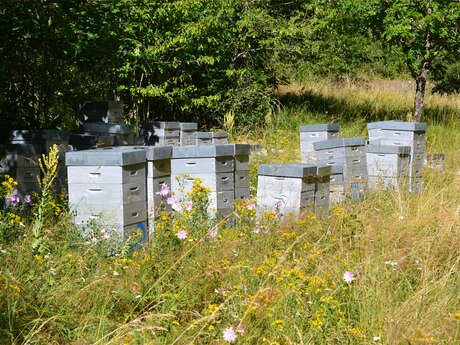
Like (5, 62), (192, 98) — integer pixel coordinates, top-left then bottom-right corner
(1, 0), (459, 137)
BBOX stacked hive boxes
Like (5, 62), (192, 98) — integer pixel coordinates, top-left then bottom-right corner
(300, 124), (339, 164)
(233, 144), (251, 201)
(424, 153), (445, 171)
(80, 100), (142, 146)
(8, 143), (43, 196)
(171, 145), (235, 217)
(143, 146), (172, 237)
(329, 165), (345, 204)
(257, 164), (331, 217)
(367, 121), (426, 192)
(7, 130), (70, 195)
(314, 166), (332, 217)
(196, 132), (213, 145)
(141, 122), (180, 146)
(195, 132), (228, 145)
(212, 131), (228, 144)
(179, 123), (198, 146)
(66, 147), (148, 240)
(80, 101), (124, 123)
(313, 137), (368, 200)
(366, 145), (411, 190)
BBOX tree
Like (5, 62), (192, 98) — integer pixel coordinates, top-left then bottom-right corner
(379, 0), (459, 122)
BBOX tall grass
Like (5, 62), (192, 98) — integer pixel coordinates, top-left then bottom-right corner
(0, 80), (459, 344)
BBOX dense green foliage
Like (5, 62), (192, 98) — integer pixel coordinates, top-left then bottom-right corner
(1, 0), (458, 134)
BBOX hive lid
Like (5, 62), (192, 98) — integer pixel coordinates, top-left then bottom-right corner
(83, 122), (135, 134)
(258, 163), (317, 178)
(117, 145), (173, 160)
(366, 144), (411, 154)
(313, 137), (366, 150)
(172, 144), (233, 158)
(179, 122), (198, 131)
(299, 124), (339, 132)
(65, 147), (146, 166)
(142, 121), (180, 130)
(367, 120), (426, 132)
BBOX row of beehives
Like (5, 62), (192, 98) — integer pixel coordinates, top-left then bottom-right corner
(65, 145), (251, 240)
(299, 121), (429, 203)
(77, 100), (228, 148)
(64, 145), (339, 241)
(0, 121), (228, 197)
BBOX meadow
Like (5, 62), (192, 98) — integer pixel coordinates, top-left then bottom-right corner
(0, 79), (459, 345)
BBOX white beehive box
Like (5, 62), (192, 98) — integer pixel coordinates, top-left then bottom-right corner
(257, 164), (318, 217)
(314, 137), (368, 193)
(300, 124), (339, 164)
(367, 120), (426, 192)
(171, 145), (235, 216)
(66, 147), (147, 240)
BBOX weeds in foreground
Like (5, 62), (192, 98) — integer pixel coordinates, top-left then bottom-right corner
(0, 152), (458, 344)
(0, 84), (459, 344)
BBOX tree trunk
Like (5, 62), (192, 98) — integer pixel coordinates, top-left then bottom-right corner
(413, 69), (428, 122)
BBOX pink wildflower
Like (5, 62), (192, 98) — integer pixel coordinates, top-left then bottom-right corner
(247, 202), (255, 210)
(185, 200), (193, 211)
(343, 271), (355, 284)
(177, 230), (187, 240)
(9, 194), (20, 206)
(156, 183), (170, 196)
(223, 327), (237, 342)
(24, 194), (32, 204)
(237, 323), (244, 334)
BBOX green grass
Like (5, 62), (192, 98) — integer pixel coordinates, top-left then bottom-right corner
(0, 79), (459, 344)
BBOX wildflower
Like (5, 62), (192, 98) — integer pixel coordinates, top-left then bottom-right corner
(253, 227), (260, 234)
(373, 336), (381, 341)
(223, 327), (237, 342)
(101, 229), (110, 240)
(355, 269), (360, 279)
(50, 268), (56, 276)
(209, 229), (218, 238)
(343, 271), (355, 284)
(9, 194), (20, 206)
(156, 184), (170, 196)
(384, 261), (398, 266)
(185, 200), (192, 211)
(166, 197), (177, 205)
(237, 323), (244, 335)
(113, 271), (120, 276)
(214, 288), (225, 296)
(177, 230), (187, 240)
(24, 194), (32, 204)
(247, 202), (255, 210)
